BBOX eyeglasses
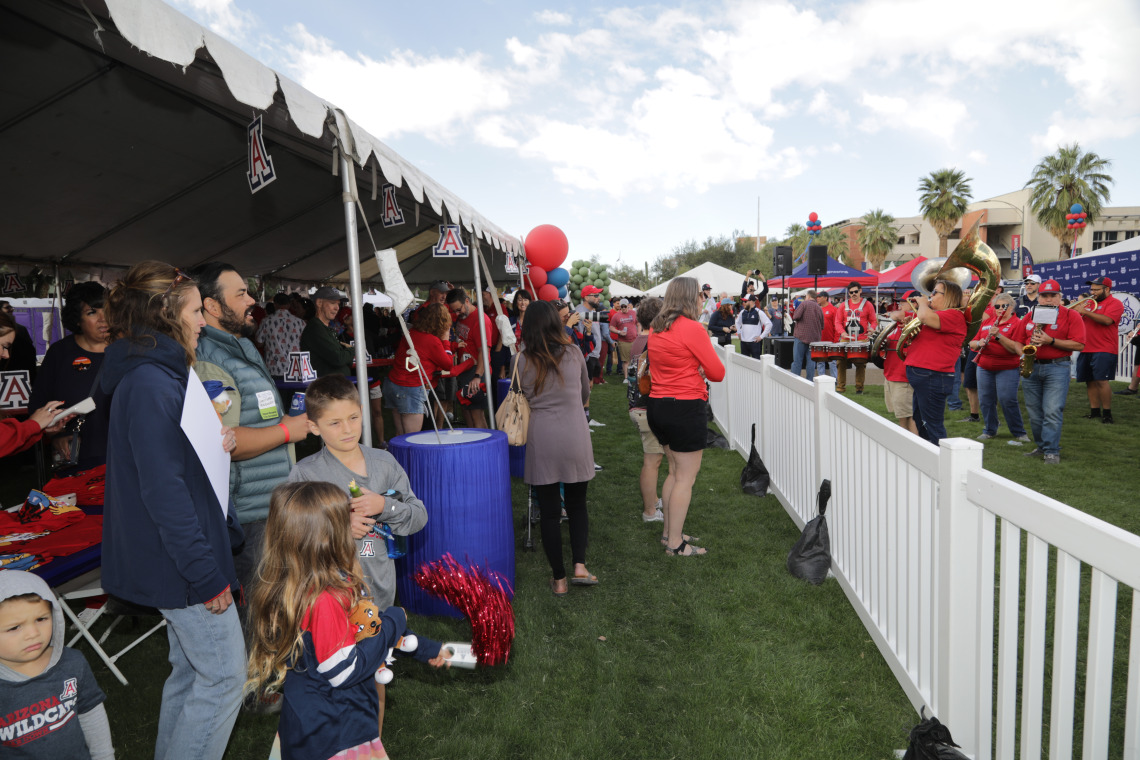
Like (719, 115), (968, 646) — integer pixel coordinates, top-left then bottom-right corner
(848, 290), (860, 295)
(161, 269), (192, 302)
(932, 289), (946, 296)
(994, 304), (1009, 311)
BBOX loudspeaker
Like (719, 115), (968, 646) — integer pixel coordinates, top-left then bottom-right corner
(770, 337), (795, 370)
(773, 246), (793, 276)
(807, 245), (829, 275)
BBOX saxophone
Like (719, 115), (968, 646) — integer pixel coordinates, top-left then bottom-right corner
(895, 219), (1002, 360)
(1019, 344), (1037, 378)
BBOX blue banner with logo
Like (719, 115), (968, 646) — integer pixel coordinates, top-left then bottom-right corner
(1032, 248), (1140, 299)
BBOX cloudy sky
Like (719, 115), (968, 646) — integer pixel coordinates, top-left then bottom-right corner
(172, 0), (1140, 268)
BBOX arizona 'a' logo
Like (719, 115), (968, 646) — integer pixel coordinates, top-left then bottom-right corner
(360, 540), (375, 557)
(61, 678), (77, 699)
(1, 273), (24, 295)
(246, 114), (277, 194)
(433, 225), (468, 258)
(380, 184), (404, 228)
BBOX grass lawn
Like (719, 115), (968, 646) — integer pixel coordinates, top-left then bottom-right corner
(5, 370), (1134, 759)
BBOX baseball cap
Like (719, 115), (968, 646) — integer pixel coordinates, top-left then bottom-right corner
(581, 285), (603, 297)
(1025, 274), (1042, 284)
(701, 283), (712, 291)
(313, 286), (344, 301)
(720, 299), (734, 308)
(618, 298), (630, 306)
(902, 290), (917, 300)
(428, 280), (450, 293)
(1039, 279), (1062, 293)
(1086, 276), (1113, 288)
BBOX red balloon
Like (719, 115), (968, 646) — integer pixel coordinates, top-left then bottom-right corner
(524, 225), (569, 271)
(527, 266), (548, 290)
(537, 283), (560, 301)
(808, 212), (819, 223)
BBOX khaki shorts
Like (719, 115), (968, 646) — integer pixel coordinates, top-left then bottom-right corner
(883, 380), (913, 419)
(617, 341), (633, 362)
(629, 408), (664, 455)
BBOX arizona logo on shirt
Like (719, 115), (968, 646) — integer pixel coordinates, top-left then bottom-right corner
(0, 692), (77, 746)
(71, 356), (92, 371)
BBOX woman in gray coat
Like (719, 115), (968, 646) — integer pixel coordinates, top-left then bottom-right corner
(513, 300), (597, 595)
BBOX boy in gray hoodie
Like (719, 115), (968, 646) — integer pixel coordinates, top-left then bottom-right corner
(0, 570), (114, 759)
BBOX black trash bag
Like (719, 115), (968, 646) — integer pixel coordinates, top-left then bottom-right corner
(740, 423), (770, 497)
(706, 426), (729, 449)
(901, 710), (970, 760)
(786, 479), (832, 585)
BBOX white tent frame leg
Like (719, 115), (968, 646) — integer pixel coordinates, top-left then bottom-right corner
(340, 154), (373, 447)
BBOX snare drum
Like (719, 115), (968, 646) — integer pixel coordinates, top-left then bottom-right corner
(846, 341), (871, 364)
(810, 342), (829, 361)
(825, 342), (842, 360)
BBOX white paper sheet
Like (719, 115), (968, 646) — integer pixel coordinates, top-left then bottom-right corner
(181, 368), (231, 517)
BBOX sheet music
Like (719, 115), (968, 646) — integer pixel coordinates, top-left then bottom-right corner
(180, 368), (230, 517)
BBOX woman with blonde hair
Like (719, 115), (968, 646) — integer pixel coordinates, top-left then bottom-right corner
(99, 260), (244, 760)
(647, 277), (725, 557)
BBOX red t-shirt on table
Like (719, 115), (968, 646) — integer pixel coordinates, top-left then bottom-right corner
(647, 317), (726, 400)
(1078, 296), (1123, 354)
(975, 316), (1021, 372)
(905, 309), (967, 373)
(1015, 306), (1086, 361)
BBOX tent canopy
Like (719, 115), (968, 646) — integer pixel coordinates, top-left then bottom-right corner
(608, 279), (646, 298)
(646, 261), (750, 298)
(0, 0), (521, 288)
(765, 257), (876, 289)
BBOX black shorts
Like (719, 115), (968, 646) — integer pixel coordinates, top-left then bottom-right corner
(1076, 352), (1117, 382)
(586, 356), (601, 379)
(962, 352), (979, 390)
(646, 397), (708, 453)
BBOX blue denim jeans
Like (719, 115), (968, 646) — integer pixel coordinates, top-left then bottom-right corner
(1021, 360), (1071, 455)
(791, 339), (817, 378)
(155, 603), (245, 760)
(907, 366), (956, 443)
(946, 352), (965, 409)
(977, 366), (1026, 437)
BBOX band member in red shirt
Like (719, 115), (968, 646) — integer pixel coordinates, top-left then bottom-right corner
(1074, 276), (1124, 424)
(881, 292), (917, 434)
(969, 292), (1028, 443)
(833, 282), (877, 393)
(904, 279), (968, 443)
(815, 291), (838, 378)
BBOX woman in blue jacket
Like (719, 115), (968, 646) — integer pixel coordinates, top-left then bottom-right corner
(100, 261), (244, 760)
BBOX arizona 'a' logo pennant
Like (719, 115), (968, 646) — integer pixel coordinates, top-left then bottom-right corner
(247, 115), (277, 194)
(1, 273), (25, 295)
(380, 184), (404, 228)
(433, 225), (469, 258)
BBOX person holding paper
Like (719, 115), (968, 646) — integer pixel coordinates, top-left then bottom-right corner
(1011, 279), (1086, 465)
(100, 261), (245, 760)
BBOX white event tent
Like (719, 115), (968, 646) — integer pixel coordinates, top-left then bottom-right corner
(645, 262), (751, 298)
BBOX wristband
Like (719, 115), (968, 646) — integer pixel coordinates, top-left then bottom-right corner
(279, 422), (290, 443)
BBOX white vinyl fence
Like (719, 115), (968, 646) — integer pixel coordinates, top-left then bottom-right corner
(708, 346), (1140, 759)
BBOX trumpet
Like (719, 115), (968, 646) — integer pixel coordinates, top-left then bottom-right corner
(1067, 295), (1095, 311)
(1019, 344), (1037, 378)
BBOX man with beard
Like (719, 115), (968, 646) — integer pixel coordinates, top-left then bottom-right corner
(1075, 276), (1124, 424)
(191, 263), (310, 670)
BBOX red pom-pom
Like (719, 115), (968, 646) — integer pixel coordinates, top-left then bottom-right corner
(414, 554), (515, 666)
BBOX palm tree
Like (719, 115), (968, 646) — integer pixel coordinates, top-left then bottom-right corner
(918, 169), (972, 258)
(1025, 143), (1114, 260)
(857, 209), (897, 271)
(818, 226), (850, 266)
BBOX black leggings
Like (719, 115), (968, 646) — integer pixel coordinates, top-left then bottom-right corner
(534, 481), (589, 580)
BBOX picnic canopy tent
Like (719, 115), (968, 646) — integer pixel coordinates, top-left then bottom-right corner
(1, 0), (525, 441)
(608, 279), (646, 298)
(764, 258), (877, 289)
(645, 261), (750, 298)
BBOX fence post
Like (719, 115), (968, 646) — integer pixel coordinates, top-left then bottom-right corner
(935, 437), (985, 753)
(757, 354), (776, 466)
(719, 344), (733, 449)
(812, 373), (836, 494)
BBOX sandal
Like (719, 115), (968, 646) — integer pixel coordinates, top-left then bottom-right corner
(665, 540), (707, 557)
(570, 572), (598, 586)
(549, 578), (568, 596)
(660, 533), (699, 546)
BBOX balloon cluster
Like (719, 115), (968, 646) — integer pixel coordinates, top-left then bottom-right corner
(567, 260), (611, 302)
(524, 224), (569, 301)
(1066, 203), (1088, 231)
(805, 211), (822, 238)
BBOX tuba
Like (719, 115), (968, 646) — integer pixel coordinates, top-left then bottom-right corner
(895, 219), (1002, 359)
(1019, 344), (1037, 378)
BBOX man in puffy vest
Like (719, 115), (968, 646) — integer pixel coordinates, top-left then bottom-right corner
(191, 263), (311, 622)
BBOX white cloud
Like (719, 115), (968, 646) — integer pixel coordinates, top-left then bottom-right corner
(663, 197), (680, 209)
(284, 25), (511, 141)
(969, 150), (988, 165)
(170, 0), (256, 40)
(858, 92), (970, 144)
(534, 10), (572, 26)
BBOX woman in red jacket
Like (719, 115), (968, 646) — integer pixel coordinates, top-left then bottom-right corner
(646, 277), (726, 557)
(383, 303), (472, 436)
(0, 311), (72, 457)
(904, 279), (968, 443)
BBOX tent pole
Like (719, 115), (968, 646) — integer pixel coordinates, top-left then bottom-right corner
(471, 238), (495, 429)
(340, 154), (372, 448)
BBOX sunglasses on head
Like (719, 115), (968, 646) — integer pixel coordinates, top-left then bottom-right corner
(161, 269), (192, 302)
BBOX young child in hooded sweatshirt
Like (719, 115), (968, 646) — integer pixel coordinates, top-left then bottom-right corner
(0, 569), (114, 760)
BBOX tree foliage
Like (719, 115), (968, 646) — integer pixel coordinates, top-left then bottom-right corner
(856, 209), (897, 272)
(818, 226), (850, 265)
(918, 168), (972, 258)
(1025, 143), (1114, 260)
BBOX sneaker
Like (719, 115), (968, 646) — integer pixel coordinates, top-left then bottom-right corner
(1043, 453), (1061, 464)
(588, 419), (606, 427)
(623, 379), (630, 385)
(1115, 388), (1138, 396)
(642, 508), (664, 522)
(594, 462), (603, 471)
(1102, 416), (1114, 424)
(976, 433), (995, 441)
(855, 389), (864, 395)
(1008, 435), (1031, 446)
(959, 415), (980, 423)
(1023, 447), (1044, 457)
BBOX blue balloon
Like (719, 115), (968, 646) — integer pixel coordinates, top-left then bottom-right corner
(547, 267), (571, 288)
(1070, 203), (1083, 214)
(557, 284), (568, 298)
